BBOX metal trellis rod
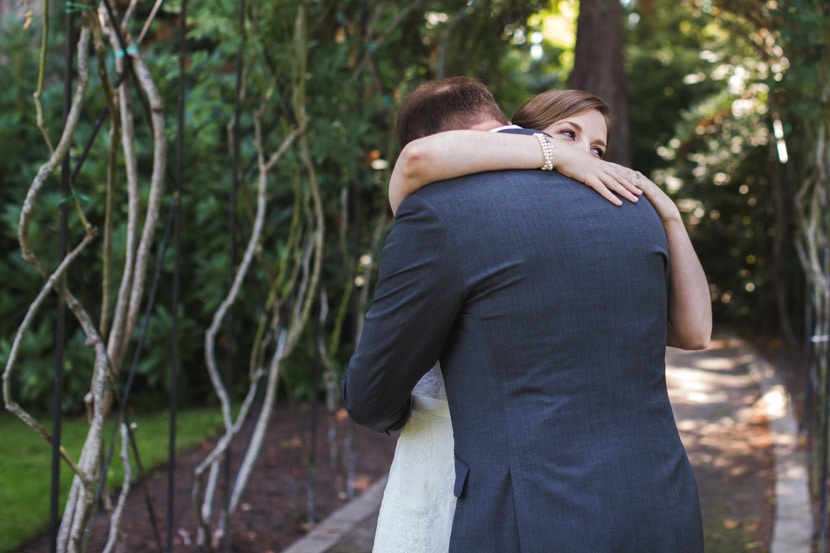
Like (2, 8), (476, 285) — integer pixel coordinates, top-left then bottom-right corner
(168, 0), (188, 550)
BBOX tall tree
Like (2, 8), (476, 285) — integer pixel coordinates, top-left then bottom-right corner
(568, 0), (630, 165)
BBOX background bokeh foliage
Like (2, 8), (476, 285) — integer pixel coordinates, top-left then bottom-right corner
(0, 0), (825, 423)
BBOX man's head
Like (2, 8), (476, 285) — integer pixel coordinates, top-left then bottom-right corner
(396, 76), (508, 148)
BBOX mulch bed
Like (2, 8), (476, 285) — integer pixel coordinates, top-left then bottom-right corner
(15, 402), (396, 553)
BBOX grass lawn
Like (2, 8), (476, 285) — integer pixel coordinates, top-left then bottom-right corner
(0, 409), (223, 553)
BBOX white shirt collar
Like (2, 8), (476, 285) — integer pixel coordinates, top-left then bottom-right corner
(489, 124), (523, 133)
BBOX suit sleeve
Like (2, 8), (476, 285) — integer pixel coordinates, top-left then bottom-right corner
(341, 193), (463, 433)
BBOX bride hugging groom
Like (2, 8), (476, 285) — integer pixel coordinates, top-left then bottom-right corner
(341, 76), (712, 553)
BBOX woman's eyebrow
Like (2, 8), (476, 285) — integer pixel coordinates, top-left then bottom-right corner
(559, 120), (582, 132)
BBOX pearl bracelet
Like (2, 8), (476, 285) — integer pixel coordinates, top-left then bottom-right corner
(534, 133), (554, 171)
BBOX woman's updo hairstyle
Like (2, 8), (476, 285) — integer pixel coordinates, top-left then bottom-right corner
(512, 89), (613, 141)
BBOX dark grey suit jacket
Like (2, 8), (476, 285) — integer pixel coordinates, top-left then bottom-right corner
(342, 161), (702, 552)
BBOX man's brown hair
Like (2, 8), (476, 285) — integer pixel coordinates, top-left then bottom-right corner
(396, 76), (508, 147)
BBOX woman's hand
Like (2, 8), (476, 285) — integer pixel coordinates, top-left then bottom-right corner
(548, 138), (643, 206)
(632, 171), (683, 224)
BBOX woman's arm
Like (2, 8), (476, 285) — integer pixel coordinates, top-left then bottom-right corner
(637, 174), (712, 350)
(390, 131), (710, 349)
(389, 130), (643, 214)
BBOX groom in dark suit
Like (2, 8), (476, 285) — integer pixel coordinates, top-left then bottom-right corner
(342, 77), (703, 552)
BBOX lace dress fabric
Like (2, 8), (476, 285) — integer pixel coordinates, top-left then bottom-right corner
(372, 363), (455, 553)
(411, 362), (448, 401)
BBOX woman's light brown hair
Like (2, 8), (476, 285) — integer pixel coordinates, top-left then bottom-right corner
(512, 89), (613, 142)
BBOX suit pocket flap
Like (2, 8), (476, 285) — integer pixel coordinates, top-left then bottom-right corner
(453, 456), (470, 498)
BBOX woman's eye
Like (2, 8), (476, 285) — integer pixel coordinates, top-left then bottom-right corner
(560, 129), (576, 139)
(591, 147), (605, 159)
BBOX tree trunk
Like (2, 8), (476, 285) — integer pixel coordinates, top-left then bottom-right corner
(568, 0), (630, 166)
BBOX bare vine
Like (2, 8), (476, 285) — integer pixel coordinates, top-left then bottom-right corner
(794, 112), (830, 499)
(192, 2), (331, 544)
(193, 118), (304, 544)
(3, 3), (168, 550)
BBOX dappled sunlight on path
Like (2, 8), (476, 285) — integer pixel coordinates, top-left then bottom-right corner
(665, 336), (808, 553)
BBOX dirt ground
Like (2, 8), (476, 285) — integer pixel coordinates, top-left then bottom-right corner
(15, 403), (397, 553)
(16, 336), (781, 552)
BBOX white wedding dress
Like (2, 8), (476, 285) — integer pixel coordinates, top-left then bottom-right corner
(371, 363), (456, 553)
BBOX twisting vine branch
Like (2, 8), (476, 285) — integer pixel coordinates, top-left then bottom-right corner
(192, 1), (331, 545)
(193, 120), (303, 542)
(3, 1), (171, 549)
(2, 230), (97, 484)
(33, 0), (54, 153)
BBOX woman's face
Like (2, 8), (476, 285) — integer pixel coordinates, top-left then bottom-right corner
(542, 109), (608, 159)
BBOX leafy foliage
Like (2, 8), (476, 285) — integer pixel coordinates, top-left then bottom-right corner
(0, 0), (825, 418)
(627, 0), (805, 337)
(0, 2), (548, 413)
